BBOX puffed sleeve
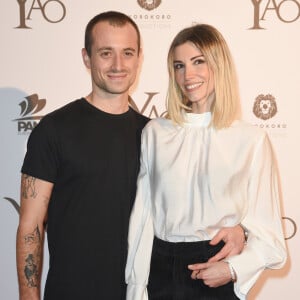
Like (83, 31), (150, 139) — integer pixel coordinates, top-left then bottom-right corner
(227, 132), (287, 299)
(125, 128), (154, 300)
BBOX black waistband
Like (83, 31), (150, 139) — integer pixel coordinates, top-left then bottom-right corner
(152, 236), (225, 257)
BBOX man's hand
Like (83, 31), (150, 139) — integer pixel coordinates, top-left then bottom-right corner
(208, 225), (245, 263)
(188, 261), (232, 287)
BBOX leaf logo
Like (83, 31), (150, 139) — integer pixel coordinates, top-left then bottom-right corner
(3, 197), (20, 214)
(14, 94), (46, 121)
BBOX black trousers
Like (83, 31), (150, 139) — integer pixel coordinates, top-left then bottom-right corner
(148, 237), (239, 300)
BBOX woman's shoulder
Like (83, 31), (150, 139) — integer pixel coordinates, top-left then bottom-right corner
(141, 117), (177, 142)
(214, 120), (271, 154)
(229, 119), (269, 142)
(224, 120), (269, 149)
(143, 117), (174, 131)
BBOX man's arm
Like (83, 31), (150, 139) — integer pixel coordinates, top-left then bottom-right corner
(188, 225), (245, 284)
(16, 174), (53, 300)
(208, 224), (246, 262)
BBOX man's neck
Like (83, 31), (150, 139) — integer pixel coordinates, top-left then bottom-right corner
(85, 93), (129, 114)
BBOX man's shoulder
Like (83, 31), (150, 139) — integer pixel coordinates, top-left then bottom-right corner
(129, 107), (151, 127)
(30, 98), (84, 136)
(46, 98), (84, 119)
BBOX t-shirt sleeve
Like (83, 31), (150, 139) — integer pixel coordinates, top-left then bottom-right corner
(21, 115), (60, 183)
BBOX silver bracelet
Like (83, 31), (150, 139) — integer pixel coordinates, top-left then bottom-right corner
(240, 223), (249, 244)
(227, 261), (237, 282)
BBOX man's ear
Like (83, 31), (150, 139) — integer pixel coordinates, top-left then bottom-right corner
(82, 48), (91, 69)
(138, 47), (143, 60)
(137, 47), (144, 67)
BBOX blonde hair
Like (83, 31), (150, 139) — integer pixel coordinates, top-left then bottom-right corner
(166, 24), (241, 129)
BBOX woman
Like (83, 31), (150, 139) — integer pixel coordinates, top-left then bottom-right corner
(125, 24), (287, 300)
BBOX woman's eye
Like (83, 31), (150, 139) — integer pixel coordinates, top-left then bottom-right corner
(194, 59), (205, 65)
(174, 63), (184, 70)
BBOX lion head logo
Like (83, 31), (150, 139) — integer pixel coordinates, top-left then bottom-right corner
(137, 0), (162, 11)
(253, 94), (277, 120)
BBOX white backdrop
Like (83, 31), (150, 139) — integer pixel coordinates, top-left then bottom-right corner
(0, 0), (299, 299)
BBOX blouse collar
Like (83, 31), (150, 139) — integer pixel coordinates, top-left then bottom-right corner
(183, 111), (212, 127)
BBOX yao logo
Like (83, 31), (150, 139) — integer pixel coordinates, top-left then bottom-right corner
(13, 94), (46, 133)
(137, 0), (162, 11)
(129, 92), (167, 118)
(253, 94), (277, 120)
(250, 0), (300, 29)
(16, 0), (66, 29)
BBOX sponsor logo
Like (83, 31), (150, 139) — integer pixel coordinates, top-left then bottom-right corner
(283, 216), (297, 240)
(129, 0), (171, 30)
(13, 94), (46, 134)
(249, 0), (300, 29)
(3, 197), (20, 213)
(130, 92), (167, 118)
(15, 0), (66, 29)
(252, 93), (287, 132)
(137, 0), (162, 11)
(253, 94), (277, 120)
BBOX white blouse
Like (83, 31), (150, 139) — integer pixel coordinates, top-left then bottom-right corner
(125, 112), (287, 300)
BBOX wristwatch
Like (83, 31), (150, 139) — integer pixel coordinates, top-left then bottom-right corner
(240, 224), (249, 243)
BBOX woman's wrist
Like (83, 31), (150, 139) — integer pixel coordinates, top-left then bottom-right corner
(226, 261), (237, 282)
(240, 223), (249, 244)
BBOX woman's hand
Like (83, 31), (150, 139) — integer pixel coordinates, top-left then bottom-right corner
(188, 261), (233, 287)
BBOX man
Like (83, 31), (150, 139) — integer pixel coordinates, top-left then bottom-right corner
(16, 11), (245, 300)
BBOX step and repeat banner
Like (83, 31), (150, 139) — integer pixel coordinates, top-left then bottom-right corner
(0, 0), (299, 298)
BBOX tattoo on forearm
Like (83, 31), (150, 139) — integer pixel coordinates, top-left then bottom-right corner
(23, 225), (41, 288)
(24, 226), (41, 245)
(42, 195), (50, 208)
(24, 253), (39, 287)
(21, 175), (37, 199)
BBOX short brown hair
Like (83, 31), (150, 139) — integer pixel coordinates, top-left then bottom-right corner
(84, 11), (141, 57)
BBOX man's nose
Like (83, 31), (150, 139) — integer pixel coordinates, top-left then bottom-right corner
(112, 54), (123, 70)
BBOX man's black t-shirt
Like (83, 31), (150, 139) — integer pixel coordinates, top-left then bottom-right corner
(21, 98), (149, 299)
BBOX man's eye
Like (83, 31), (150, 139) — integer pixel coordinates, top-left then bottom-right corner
(124, 51), (134, 56)
(100, 51), (111, 57)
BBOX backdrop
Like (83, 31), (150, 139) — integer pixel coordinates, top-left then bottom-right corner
(0, 0), (299, 298)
